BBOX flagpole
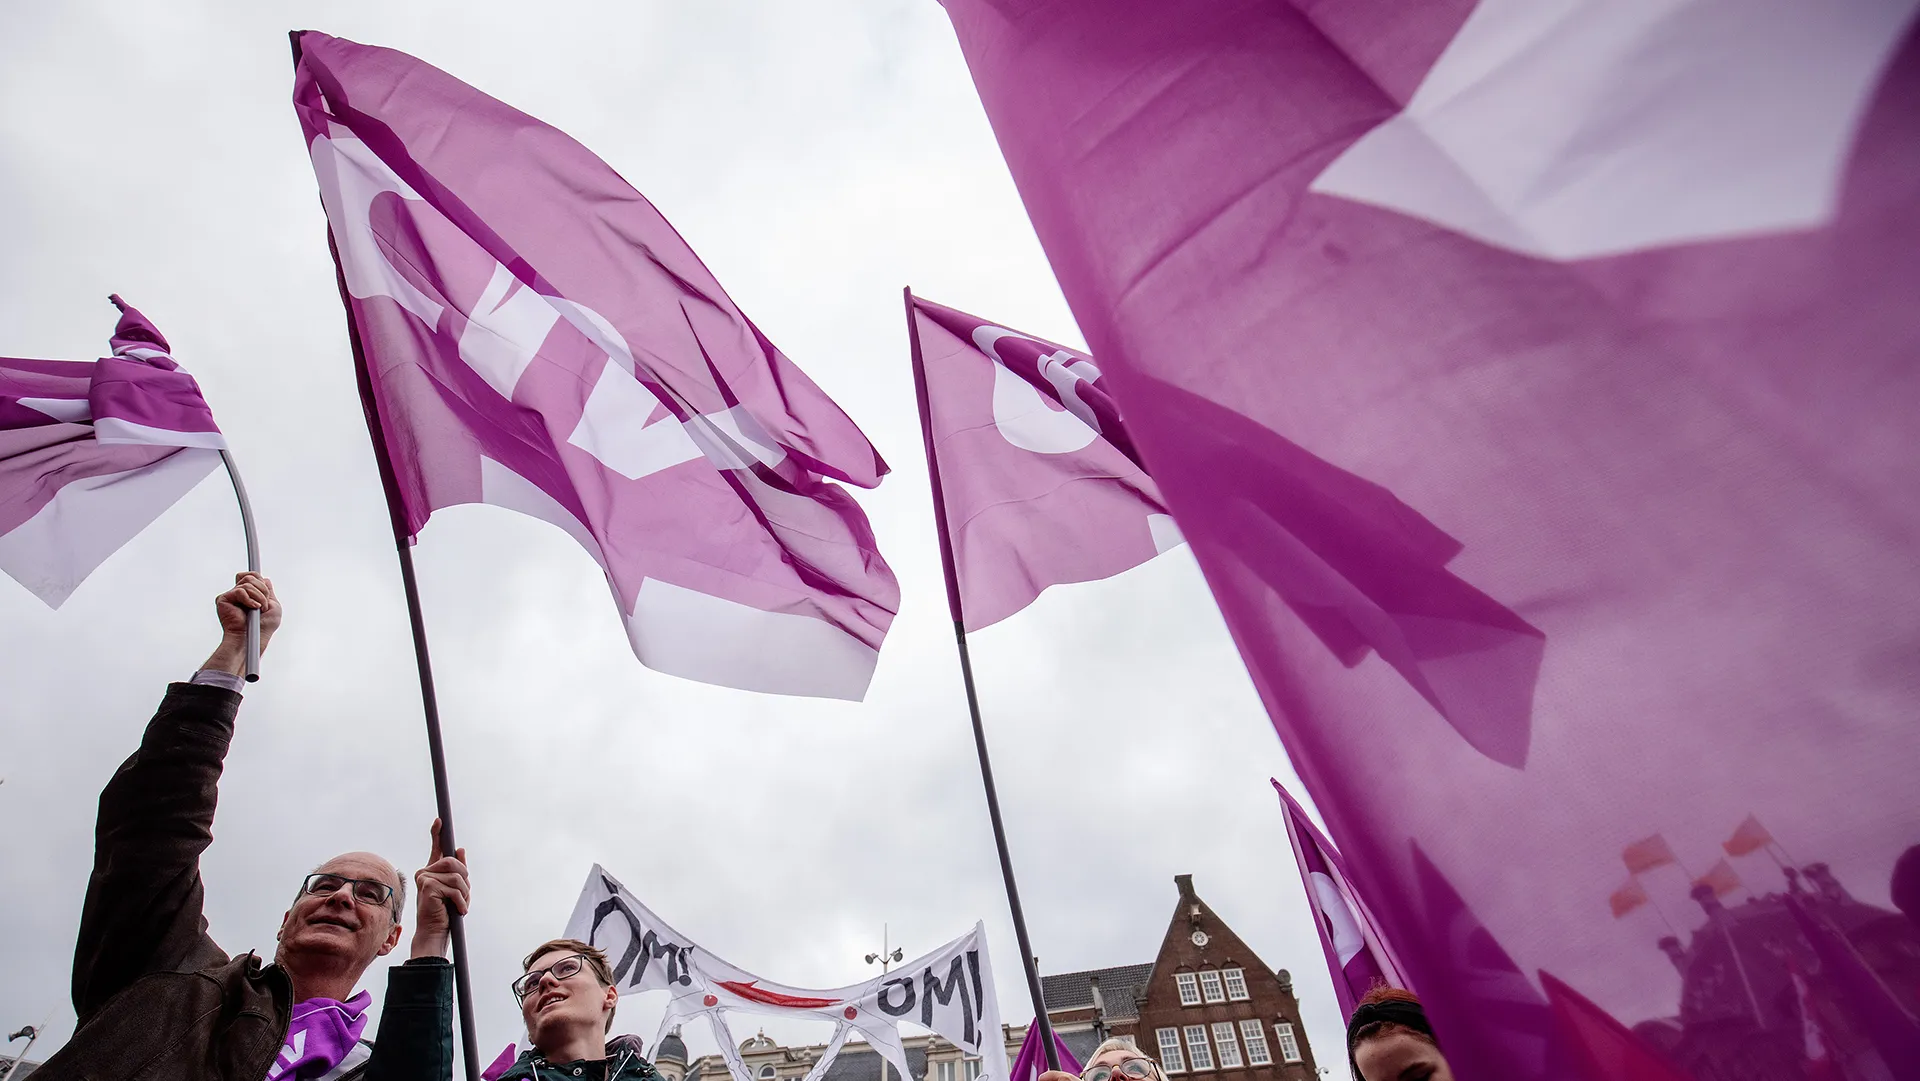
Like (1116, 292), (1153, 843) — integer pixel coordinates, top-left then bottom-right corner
(297, 71), (482, 1070)
(217, 450), (262, 682)
(905, 287), (1061, 1072)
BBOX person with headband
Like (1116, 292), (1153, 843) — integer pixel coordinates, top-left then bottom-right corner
(1346, 986), (1455, 1081)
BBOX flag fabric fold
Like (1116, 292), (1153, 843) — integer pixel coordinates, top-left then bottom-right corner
(291, 32), (898, 700)
(908, 294), (1179, 630)
(1621, 835), (1679, 877)
(936, 0), (1920, 1076)
(1273, 779), (1408, 1019)
(1606, 879), (1648, 920)
(1007, 1019), (1081, 1081)
(0, 297), (225, 607)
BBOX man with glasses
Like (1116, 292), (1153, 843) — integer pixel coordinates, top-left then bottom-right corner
(487, 939), (656, 1080)
(37, 574), (470, 1081)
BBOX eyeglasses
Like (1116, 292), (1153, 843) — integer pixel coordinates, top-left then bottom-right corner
(1083, 1061), (1158, 1081)
(513, 954), (592, 1000)
(301, 873), (395, 908)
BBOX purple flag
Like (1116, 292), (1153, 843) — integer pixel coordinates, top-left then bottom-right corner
(1007, 1020), (1081, 1081)
(908, 294), (1179, 630)
(939, 2), (1920, 1078)
(1273, 780), (1407, 1020)
(0, 297), (225, 607)
(292, 32), (898, 700)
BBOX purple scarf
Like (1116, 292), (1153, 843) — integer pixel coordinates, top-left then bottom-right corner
(265, 991), (372, 1080)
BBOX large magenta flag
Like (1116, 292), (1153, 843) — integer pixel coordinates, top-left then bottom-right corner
(939, 2), (1920, 1077)
(0, 297), (224, 606)
(908, 294), (1179, 630)
(292, 32), (898, 700)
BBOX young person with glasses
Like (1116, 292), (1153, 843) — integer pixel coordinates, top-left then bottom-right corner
(491, 939), (657, 1080)
(36, 574), (471, 1081)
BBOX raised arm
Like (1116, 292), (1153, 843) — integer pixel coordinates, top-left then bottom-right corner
(70, 573), (282, 1022)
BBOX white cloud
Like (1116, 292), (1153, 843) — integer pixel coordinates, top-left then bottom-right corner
(0, 2), (1345, 1075)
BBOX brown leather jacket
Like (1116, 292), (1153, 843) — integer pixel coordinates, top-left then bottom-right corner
(34, 683), (453, 1080)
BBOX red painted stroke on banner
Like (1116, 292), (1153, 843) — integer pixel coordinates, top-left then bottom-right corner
(717, 981), (841, 1009)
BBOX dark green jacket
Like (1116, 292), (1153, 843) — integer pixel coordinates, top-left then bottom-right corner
(33, 683), (455, 1081)
(496, 1035), (661, 1081)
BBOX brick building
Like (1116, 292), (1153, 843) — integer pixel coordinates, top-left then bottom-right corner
(1039, 876), (1318, 1081)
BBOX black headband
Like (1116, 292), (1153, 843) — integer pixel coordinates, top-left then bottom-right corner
(1346, 999), (1437, 1080)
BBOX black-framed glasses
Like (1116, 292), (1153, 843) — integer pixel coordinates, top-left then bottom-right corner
(301, 873), (395, 908)
(513, 954), (591, 1000)
(1083, 1061), (1158, 1081)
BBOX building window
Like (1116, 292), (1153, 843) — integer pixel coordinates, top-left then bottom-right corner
(759, 1068), (777, 1081)
(1275, 1023), (1302, 1064)
(938, 1063), (954, 1081)
(1197, 971), (1226, 1004)
(1238, 1021), (1271, 1066)
(1183, 1026), (1214, 1071)
(1157, 1028), (1187, 1073)
(964, 1059), (982, 1081)
(1222, 968), (1249, 1002)
(1210, 1023), (1243, 1069)
(1175, 972), (1201, 1006)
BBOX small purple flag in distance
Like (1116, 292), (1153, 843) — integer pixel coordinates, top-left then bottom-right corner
(939, 0), (1920, 1076)
(1274, 780), (1408, 1020)
(0, 297), (225, 607)
(909, 295), (1180, 631)
(292, 32), (898, 700)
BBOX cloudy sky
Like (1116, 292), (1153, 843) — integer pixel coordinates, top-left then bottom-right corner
(0, 1), (1345, 1073)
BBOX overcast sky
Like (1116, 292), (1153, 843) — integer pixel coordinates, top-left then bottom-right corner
(0, 2), (1346, 1074)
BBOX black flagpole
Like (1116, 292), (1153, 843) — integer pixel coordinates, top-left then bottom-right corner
(295, 34), (481, 1079)
(905, 287), (1061, 1072)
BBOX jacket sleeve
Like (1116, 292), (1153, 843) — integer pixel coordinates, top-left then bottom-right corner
(364, 957), (456, 1081)
(70, 682), (241, 1022)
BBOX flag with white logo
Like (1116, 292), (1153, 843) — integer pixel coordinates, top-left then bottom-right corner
(1274, 780), (1408, 1019)
(566, 866), (1009, 1081)
(0, 297), (225, 606)
(908, 294), (1178, 630)
(292, 32), (897, 700)
(937, 0), (1920, 1075)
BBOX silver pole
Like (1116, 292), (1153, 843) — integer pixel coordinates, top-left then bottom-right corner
(218, 450), (261, 682)
(2, 1027), (41, 1080)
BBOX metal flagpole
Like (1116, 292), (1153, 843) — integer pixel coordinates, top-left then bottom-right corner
(905, 287), (1061, 1072)
(218, 450), (262, 682)
(294, 40), (483, 1070)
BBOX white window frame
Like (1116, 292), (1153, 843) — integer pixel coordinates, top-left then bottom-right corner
(1157, 1028), (1187, 1073)
(1183, 1025), (1214, 1071)
(1210, 1023), (1243, 1069)
(1275, 1023), (1302, 1064)
(1222, 968), (1249, 1002)
(1238, 1021), (1271, 1066)
(1197, 970), (1226, 1004)
(938, 1062), (955, 1081)
(1175, 972), (1202, 1006)
(963, 1058), (982, 1081)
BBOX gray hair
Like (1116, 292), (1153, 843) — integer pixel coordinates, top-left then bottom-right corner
(1086, 1038), (1155, 1074)
(296, 860), (407, 924)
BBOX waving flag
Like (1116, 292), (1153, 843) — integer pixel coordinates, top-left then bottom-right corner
(1008, 1019), (1081, 1081)
(938, 0), (1920, 1077)
(292, 32), (897, 699)
(0, 297), (224, 606)
(908, 294), (1179, 630)
(1274, 780), (1407, 1018)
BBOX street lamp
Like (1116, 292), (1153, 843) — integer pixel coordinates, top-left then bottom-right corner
(866, 926), (906, 1081)
(2, 1026), (40, 1080)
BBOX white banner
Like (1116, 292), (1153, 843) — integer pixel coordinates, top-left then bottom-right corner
(565, 866), (1009, 1081)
